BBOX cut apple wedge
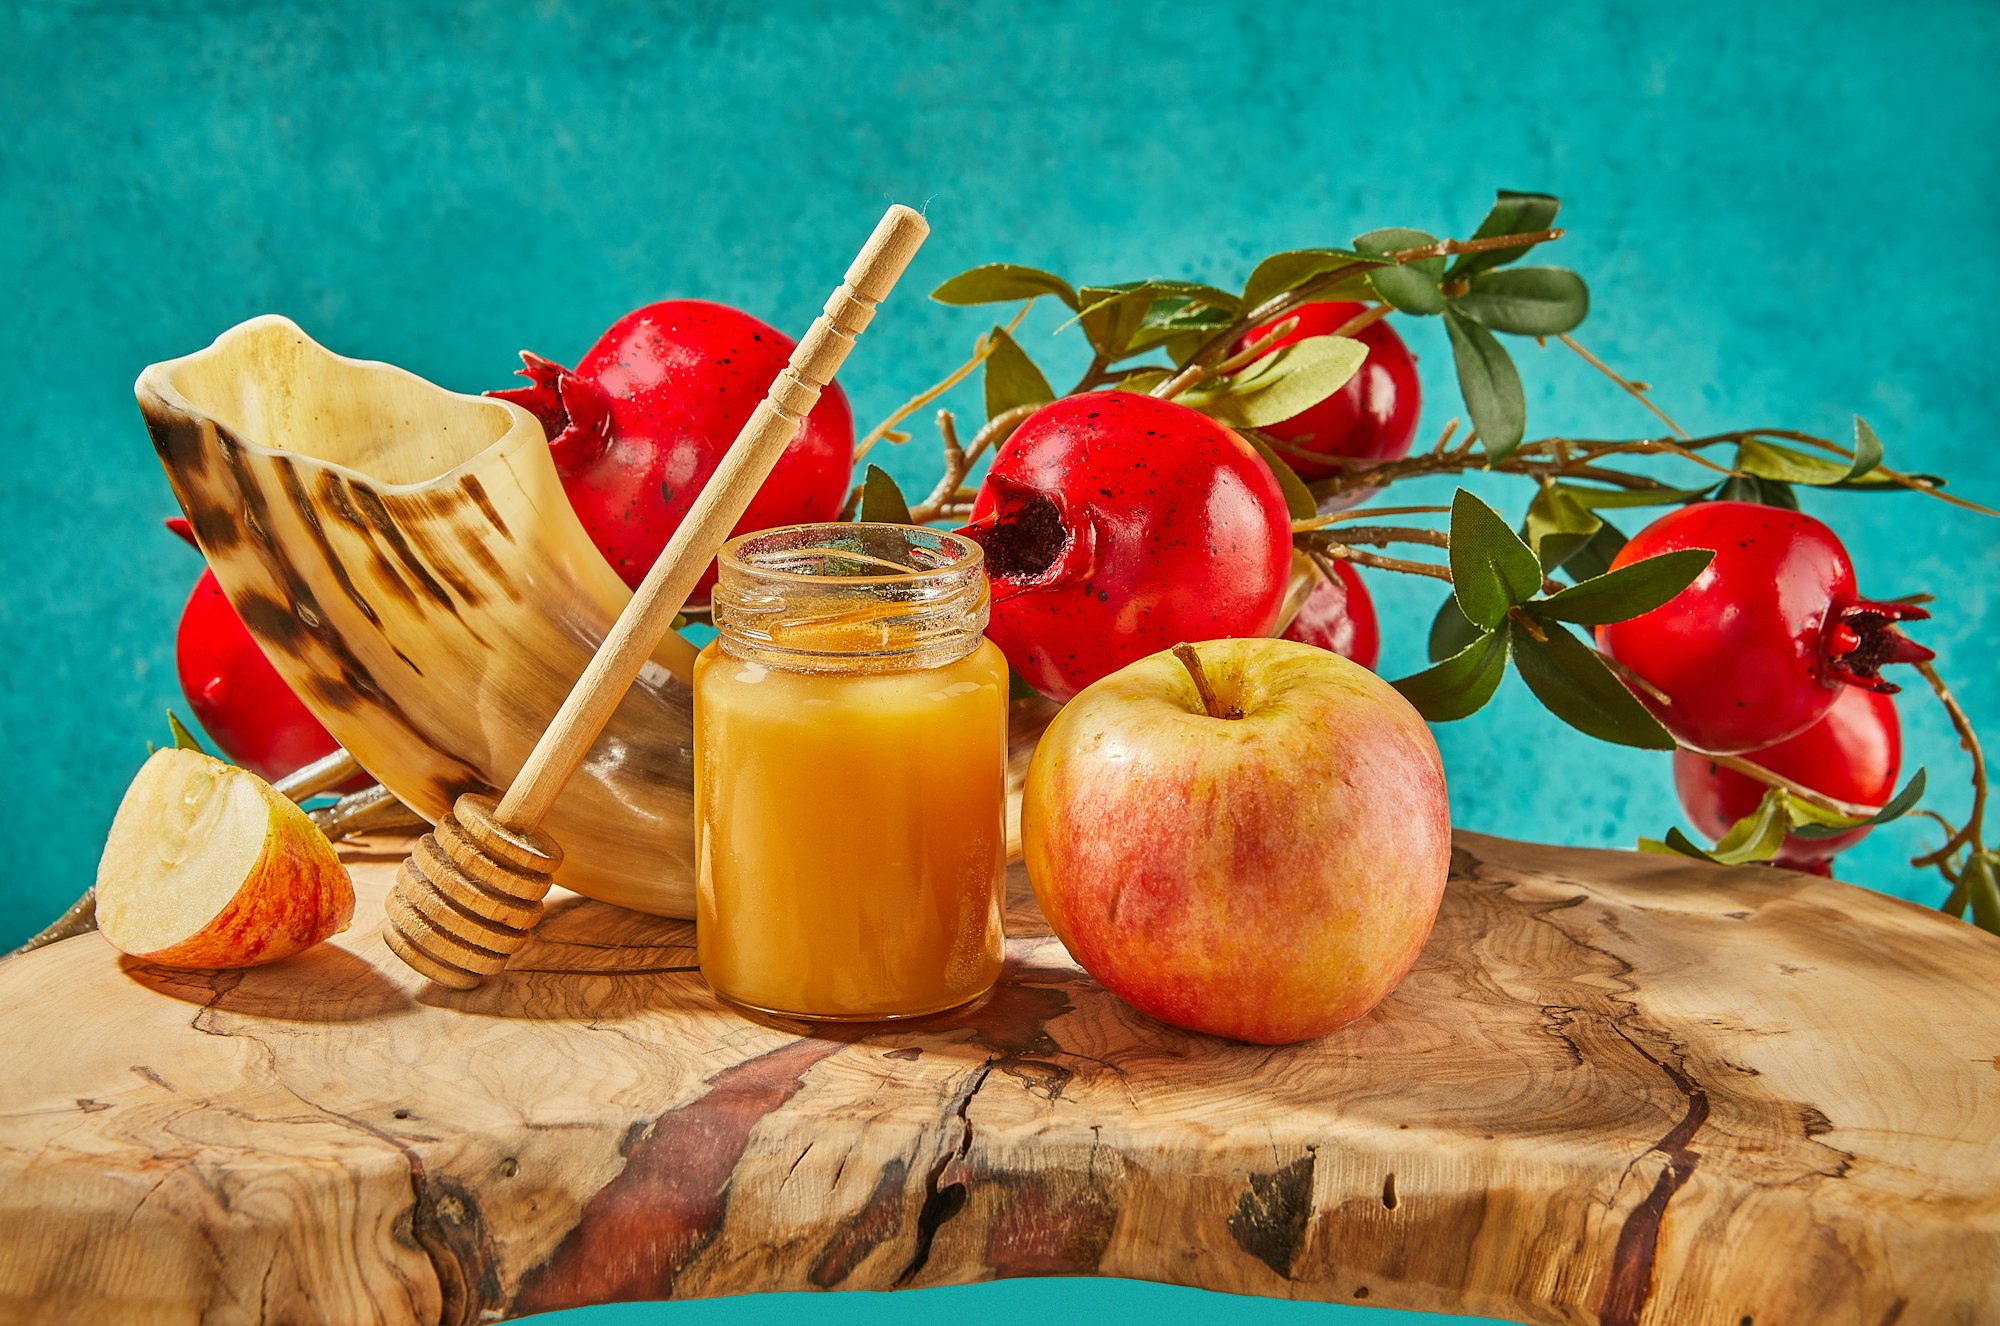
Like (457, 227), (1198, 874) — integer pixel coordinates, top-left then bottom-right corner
(96, 747), (355, 968)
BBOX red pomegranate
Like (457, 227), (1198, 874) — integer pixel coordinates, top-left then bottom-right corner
(493, 299), (854, 600)
(1281, 559), (1380, 671)
(1236, 300), (1420, 482)
(166, 519), (364, 788)
(959, 392), (1294, 702)
(1674, 686), (1902, 872)
(1595, 502), (1929, 754)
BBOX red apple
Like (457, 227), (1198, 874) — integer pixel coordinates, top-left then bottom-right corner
(1021, 637), (1450, 1043)
(96, 748), (355, 968)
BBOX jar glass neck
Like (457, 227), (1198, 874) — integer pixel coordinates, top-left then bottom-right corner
(710, 524), (990, 672)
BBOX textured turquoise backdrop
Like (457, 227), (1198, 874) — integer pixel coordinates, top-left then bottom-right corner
(5, 2), (1997, 1324)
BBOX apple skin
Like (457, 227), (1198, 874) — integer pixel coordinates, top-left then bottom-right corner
(1021, 637), (1450, 1044)
(136, 816), (354, 969)
(96, 748), (355, 969)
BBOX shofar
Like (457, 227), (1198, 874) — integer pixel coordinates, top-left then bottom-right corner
(138, 315), (704, 918)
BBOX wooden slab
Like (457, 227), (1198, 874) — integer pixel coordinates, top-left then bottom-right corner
(1, 834), (1996, 1325)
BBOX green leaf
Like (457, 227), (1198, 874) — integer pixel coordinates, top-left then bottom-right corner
(1448, 190), (1562, 278)
(1151, 282), (1242, 314)
(1355, 228), (1446, 315)
(1734, 438), (1894, 490)
(1967, 854), (2000, 936)
(1427, 594), (1482, 664)
(1789, 769), (1927, 839)
(1134, 292), (1237, 332)
(1240, 248), (1380, 313)
(1640, 827), (1730, 863)
(1715, 473), (1801, 510)
(1640, 812), (1782, 865)
(1189, 335), (1369, 430)
(1453, 267), (1590, 336)
(1532, 548), (1712, 626)
(1392, 628), (1509, 722)
(1524, 484), (1601, 572)
(1161, 331), (1213, 367)
(1559, 519), (1628, 582)
(1556, 482), (1716, 511)
(1762, 480), (1802, 511)
(858, 465), (914, 525)
(1735, 439), (1846, 485)
(1850, 417), (1885, 481)
(1111, 368), (1174, 394)
(1443, 309), (1526, 459)
(1126, 295), (1241, 356)
(1830, 471), (1980, 504)
(1511, 620), (1676, 749)
(1725, 426), (1910, 498)
(982, 325), (1054, 420)
(932, 264), (1079, 311)
(166, 710), (207, 754)
(1244, 433), (1317, 520)
(1447, 489), (1543, 629)
(1072, 281), (1242, 361)
(1071, 286), (1156, 361)
(1706, 790), (1791, 863)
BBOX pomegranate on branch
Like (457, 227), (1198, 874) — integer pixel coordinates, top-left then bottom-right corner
(1236, 299), (1420, 483)
(885, 186), (1994, 942)
(1595, 502), (1931, 755)
(1675, 686), (1903, 875)
(1281, 558), (1380, 671)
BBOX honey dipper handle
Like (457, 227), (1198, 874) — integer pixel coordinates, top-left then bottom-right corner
(497, 204), (930, 830)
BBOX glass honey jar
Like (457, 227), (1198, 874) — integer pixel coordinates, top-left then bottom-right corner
(694, 523), (1008, 1021)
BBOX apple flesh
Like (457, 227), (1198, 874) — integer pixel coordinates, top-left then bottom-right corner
(1021, 637), (1450, 1044)
(96, 748), (354, 968)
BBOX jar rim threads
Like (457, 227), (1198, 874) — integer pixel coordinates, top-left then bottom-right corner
(711, 522), (990, 672)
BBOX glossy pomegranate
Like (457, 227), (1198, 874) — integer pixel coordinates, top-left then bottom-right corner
(959, 392), (1293, 703)
(1675, 686), (1901, 871)
(166, 519), (364, 788)
(492, 299), (854, 600)
(1235, 300), (1420, 481)
(1281, 559), (1380, 671)
(1595, 502), (1930, 754)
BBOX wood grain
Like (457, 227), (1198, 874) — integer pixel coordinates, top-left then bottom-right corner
(2, 835), (1996, 1325)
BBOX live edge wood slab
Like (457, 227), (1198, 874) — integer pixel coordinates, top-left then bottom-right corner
(2, 835), (1996, 1326)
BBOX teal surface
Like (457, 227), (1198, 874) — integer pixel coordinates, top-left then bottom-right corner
(5, 2), (1997, 1323)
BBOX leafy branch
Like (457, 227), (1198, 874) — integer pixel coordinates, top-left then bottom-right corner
(866, 188), (1995, 932)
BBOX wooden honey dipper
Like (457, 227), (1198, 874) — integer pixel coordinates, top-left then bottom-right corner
(382, 203), (930, 989)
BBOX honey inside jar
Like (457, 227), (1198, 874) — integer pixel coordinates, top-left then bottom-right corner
(694, 524), (1007, 1021)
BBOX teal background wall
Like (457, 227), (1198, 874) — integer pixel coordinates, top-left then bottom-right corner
(5, 2), (1997, 1323)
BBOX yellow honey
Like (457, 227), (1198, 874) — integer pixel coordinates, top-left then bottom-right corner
(694, 525), (1007, 1021)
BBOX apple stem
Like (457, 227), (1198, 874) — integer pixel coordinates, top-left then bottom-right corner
(1172, 643), (1241, 720)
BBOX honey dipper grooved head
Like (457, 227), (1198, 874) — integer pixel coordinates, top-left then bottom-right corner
(383, 793), (563, 989)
